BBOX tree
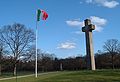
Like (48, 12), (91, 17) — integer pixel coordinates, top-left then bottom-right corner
(0, 40), (6, 75)
(103, 39), (120, 69)
(0, 44), (3, 75)
(21, 45), (36, 62)
(39, 53), (55, 71)
(0, 23), (35, 75)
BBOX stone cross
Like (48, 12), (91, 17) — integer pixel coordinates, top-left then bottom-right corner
(82, 19), (96, 70)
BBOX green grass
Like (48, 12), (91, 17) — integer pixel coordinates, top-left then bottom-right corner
(0, 71), (34, 78)
(0, 70), (120, 82)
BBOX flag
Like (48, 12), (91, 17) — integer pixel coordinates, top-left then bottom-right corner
(41, 10), (48, 20)
(37, 9), (48, 21)
(37, 9), (41, 21)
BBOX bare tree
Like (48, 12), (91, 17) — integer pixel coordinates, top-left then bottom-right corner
(0, 23), (35, 75)
(20, 45), (36, 62)
(0, 45), (3, 75)
(103, 39), (120, 69)
(0, 40), (6, 75)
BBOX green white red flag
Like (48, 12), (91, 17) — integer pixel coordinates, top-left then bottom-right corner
(37, 9), (48, 21)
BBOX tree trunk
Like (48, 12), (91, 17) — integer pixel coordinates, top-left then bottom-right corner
(112, 54), (114, 69)
(0, 51), (2, 76)
(14, 64), (17, 76)
(0, 64), (1, 75)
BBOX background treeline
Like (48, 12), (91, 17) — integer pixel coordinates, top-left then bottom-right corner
(0, 23), (120, 75)
(1, 51), (120, 72)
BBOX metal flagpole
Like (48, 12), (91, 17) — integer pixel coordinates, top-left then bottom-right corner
(35, 21), (38, 78)
(35, 11), (38, 78)
(35, 9), (48, 78)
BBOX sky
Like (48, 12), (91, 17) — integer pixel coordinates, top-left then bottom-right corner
(0, 0), (120, 58)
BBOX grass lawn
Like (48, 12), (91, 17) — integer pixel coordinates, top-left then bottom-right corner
(0, 70), (120, 82)
(0, 71), (34, 78)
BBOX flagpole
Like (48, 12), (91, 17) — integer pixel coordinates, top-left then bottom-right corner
(35, 9), (48, 78)
(35, 11), (38, 78)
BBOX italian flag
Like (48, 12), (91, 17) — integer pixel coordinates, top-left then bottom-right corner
(37, 9), (48, 21)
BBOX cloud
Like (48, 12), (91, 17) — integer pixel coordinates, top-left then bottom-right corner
(66, 16), (107, 32)
(72, 31), (83, 35)
(66, 20), (84, 27)
(85, 0), (119, 8)
(90, 16), (107, 32)
(103, 1), (119, 8)
(57, 42), (76, 49)
(80, 1), (83, 4)
(86, 0), (93, 3)
(74, 31), (82, 34)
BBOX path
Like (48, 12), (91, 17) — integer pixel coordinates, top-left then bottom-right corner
(0, 72), (55, 81)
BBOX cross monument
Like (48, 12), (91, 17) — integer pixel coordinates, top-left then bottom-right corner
(82, 19), (96, 70)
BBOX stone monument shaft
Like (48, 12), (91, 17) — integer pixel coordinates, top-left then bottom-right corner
(82, 19), (96, 70)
